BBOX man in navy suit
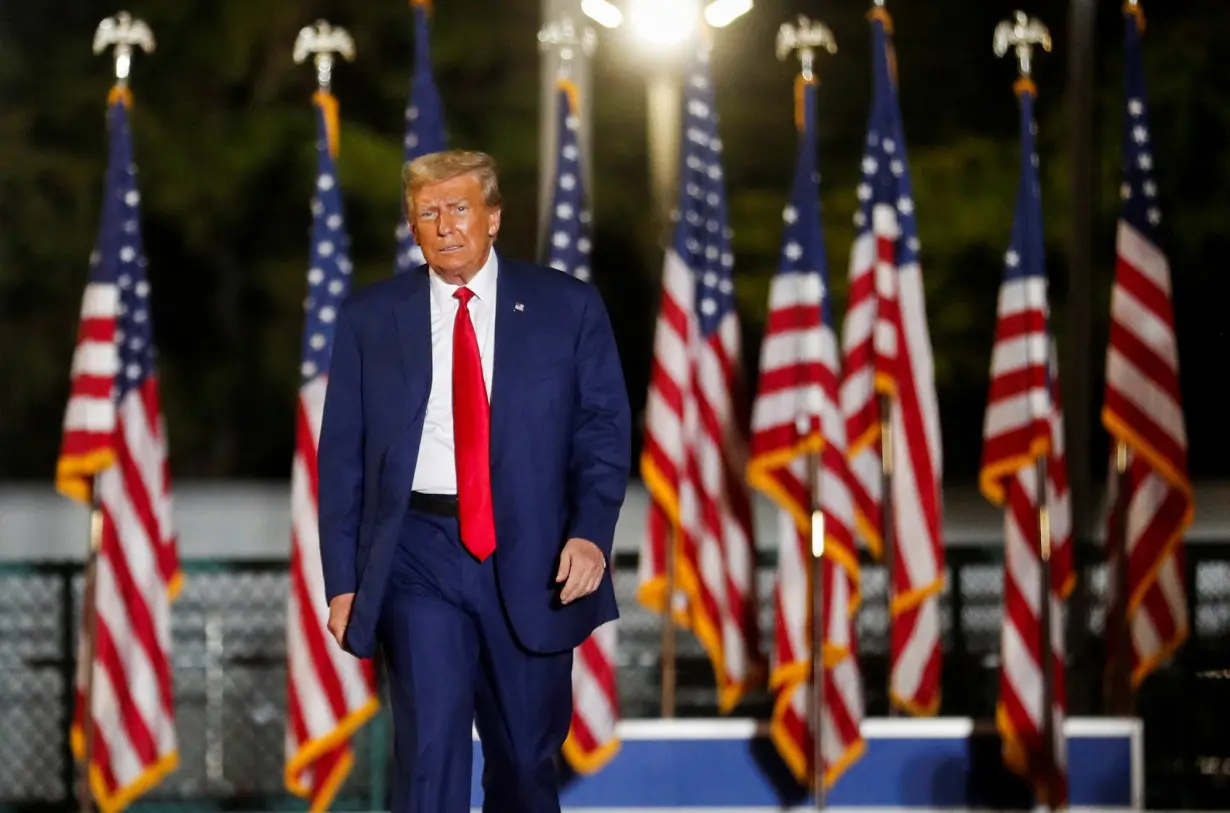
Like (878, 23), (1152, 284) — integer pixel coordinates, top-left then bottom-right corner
(317, 149), (631, 813)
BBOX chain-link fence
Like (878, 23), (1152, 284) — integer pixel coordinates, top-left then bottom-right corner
(2, 544), (1228, 811)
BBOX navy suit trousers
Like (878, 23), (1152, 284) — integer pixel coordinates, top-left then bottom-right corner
(379, 507), (573, 813)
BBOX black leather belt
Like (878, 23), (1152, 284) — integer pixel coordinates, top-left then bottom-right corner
(409, 491), (459, 517)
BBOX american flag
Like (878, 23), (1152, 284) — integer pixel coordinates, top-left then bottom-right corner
(394, 0), (447, 274)
(544, 81), (593, 282)
(55, 86), (180, 813)
(747, 76), (865, 788)
(979, 77), (1073, 809)
(1102, 3), (1192, 687)
(637, 46), (759, 712)
(838, 8), (944, 716)
(284, 90), (379, 812)
(542, 78), (620, 773)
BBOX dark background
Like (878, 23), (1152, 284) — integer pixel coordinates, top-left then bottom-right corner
(1, 0), (1227, 484)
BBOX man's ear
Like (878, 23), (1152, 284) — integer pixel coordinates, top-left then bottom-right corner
(487, 207), (502, 238)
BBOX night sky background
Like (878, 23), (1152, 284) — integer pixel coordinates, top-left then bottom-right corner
(2, 0), (1227, 488)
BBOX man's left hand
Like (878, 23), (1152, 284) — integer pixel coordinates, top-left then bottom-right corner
(556, 538), (607, 604)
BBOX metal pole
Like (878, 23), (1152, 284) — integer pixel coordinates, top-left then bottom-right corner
(660, 536), (678, 718)
(1065, 0), (1098, 717)
(808, 447), (827, 810)
(78, 506), (103, 813)
(879, 399), (896, 715)
(646, 69), (681, 244)
(1036, 459), (1056, 812)
(1104, 441), (1134, 714)
(652, 29), (686, 721)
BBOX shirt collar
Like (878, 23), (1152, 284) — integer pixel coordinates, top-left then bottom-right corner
(428, 248), (499, 310)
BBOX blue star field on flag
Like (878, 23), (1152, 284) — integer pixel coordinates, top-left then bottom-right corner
(395, 2), (447, 274)
(99, 97), (158, 401)
(779, 80), (834, 327)
(854, 18), (922, 270)
(1002, 87), (1048, 318)
(1119, 15), (1163, 243)
(301, 95), (354, 383)
(543, 83), (592, 282)
(674, 47), (735, 339)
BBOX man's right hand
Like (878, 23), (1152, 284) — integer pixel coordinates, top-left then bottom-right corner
(327, 593), (355, 649)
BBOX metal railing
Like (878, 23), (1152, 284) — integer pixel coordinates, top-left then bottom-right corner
(1, 543), (1228, 811)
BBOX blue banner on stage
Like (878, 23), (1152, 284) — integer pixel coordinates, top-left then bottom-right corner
(468, 718), (1140, 810)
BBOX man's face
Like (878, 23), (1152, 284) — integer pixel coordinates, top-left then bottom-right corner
(409, 173), (501, 282)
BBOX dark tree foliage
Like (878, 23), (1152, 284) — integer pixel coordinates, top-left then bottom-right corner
(0, 0), (1226, 481)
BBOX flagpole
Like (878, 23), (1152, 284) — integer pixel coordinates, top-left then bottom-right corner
(78, 505), (102, 813)
(775, 17), (837, 802)
(878, 397), (896, 716)
(78, 16), (155, 812)
(1103, 0), (1142, 721)
(1035, 458), (1056, 811)
(866, 0), (899, 718)
(806, 425), (828, 811)
(661, 539), (678, 719)
(655, 23), (714, 724)
(1104, 440), (1134, 715)
(656, 14), (693, 711)
(995, 14), (1056, 807)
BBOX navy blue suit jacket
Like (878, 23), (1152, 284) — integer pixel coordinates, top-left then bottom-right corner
(317, 256), (632, 659)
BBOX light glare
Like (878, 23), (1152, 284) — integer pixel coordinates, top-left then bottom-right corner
(629, 0), (701, 47)
(704, 0), (753, 28)
(811, 509), (825, 559)
(581, 0), (623, 29)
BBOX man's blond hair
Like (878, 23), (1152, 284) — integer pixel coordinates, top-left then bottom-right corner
(402, 150), (502, 216)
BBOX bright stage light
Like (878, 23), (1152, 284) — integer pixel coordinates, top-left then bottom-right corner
(580, 0), (623, 29)
(704, 0), (753, 28)
(628, 0), (701, 48)
(581, 0), (753, 50)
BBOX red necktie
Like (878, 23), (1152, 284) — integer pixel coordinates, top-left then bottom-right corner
(451, 287), (497, 559)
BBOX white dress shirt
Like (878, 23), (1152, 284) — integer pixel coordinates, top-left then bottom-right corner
(411, 250), (499, 494)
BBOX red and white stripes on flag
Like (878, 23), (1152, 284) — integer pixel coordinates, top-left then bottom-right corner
(637, 248), (760, 712)
(541, 77), (621, 774)
(637, 47), (760, 713)
(562, 620), (621, 772)
(979, 78), (1073, 808)
(1102, 3), (1193, 687)
(839, 8), (944, 716)
(285, 378), (378, 808)
(284, 90), (379, 812)
(56, 86), (180, 813)
(747, 76), (864, 789)
(983, 343), (1075, 807)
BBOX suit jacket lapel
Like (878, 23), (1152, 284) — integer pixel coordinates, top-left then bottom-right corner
(392, 267), (432, 429)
